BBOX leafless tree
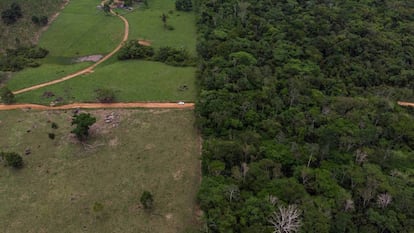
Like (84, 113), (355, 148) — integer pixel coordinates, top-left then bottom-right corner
(355, 149), (368, 165)
(344, 199), (355, 212)
(225, 184), (240, 203)
(377, 193), (392, 209)
(268, 205), (302, 233)
(268, 195), (279, 206)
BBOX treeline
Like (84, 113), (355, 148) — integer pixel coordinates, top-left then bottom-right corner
(195, 0), (414, 232)
(118, 40), (196, 66)
(0, 46), (48, 71)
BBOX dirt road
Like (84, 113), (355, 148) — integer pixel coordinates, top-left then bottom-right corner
(397, 101), (414, 108)
(0, 102), (194, 111)
(13, 10), (130, 95)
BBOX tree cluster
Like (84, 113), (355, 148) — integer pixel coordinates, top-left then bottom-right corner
(31, 15), (48, 26)
(1, 152), (23, 169)
(195, 0), (414, 232)
(118, 41), (195, 66)
(71, 113), (96, 141)
(0, 45), (49, 72)
(1, 3), (22, 25)
(175, 0), (192, 12)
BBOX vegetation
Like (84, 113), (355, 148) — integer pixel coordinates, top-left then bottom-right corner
(1, 3), (22, 25)
(2, 152), (23, 168)
(195, 0), (414, 232)
(0, 86), (15, 104)
(118, 41), (155, 60)
(0, 109), (200, 232)
(71, 113), (96, 141)
(175, 0), (192, 12)
(95, 88), (116, 103)
(31, 15), (48, 26)
(140, 191), (154, 209)
(0, 46), (48, 72)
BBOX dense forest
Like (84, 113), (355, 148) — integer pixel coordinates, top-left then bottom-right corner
(195, 0), (414, 232)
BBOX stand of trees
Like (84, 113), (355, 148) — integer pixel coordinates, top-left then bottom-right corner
(0, 45), (48, 72)
(195, 0), (414, 232)
(1, 3), (22, 25)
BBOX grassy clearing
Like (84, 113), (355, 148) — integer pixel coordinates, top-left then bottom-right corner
(0, 0), (62, 50)
(7, 62), (91, 91)
(38, 0), (124, 57)
(123, 0), (197, 54)
(15, 60), (197, 104)
(0, 109), (200, 233)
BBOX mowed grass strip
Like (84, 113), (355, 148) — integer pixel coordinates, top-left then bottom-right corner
(0, 109), (200, 233)
(15, 60), (197, 104)
(38, 0), (124, 57)
(124, 0), (197, 55)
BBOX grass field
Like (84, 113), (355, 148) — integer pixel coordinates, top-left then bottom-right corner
(0, 109), (200, 233)
(0, 0), (63, 50)
(122, 0), (197, 55)
(38, 0), (124, 57)
(14, 59), (197, 104)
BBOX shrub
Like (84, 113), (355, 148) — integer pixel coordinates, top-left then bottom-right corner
(155, 46), (194, 66)
(51, 122), (58, 129)
(3, 152), (23, 168)
(0, 86), (15, 104)
(140, 191), (154, 209)
(1, 3), (22, 25)
(95, 88), (116, 103)
(175, 0), (192, 11)
(48, 133), (55, 140)
(118, 40), (154, 60)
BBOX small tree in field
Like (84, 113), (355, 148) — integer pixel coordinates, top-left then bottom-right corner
(140, 191), (154, 209)
(2, 152), (23, 168)
(71, 113), (96, 141)
(95, 88), (116, 103)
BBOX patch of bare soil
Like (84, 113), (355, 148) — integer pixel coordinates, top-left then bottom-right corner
(138, 40), (152, 46)
(74, 55), (103, 63)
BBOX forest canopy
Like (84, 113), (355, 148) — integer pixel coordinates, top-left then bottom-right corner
(195, 0), (414, 232)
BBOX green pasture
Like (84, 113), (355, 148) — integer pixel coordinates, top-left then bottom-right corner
(122, 0), (197, 54)
(0, 109), (200, 233)
(15, 60), (196, 104)
(38, 0), (124, 57)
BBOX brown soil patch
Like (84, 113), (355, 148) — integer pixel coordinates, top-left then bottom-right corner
(173, 168), (183, 181)
(109, 137), (119, 147)
(138, 40), (152, 46)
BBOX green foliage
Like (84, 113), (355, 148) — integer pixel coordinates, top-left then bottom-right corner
(154, 46), (194, 66)
(32, 15), (48, 26)
(140, 191), (154, 209)
(1, 3), (22, 25)
(51, 122), (58, 129)
(0, 86), (14, 104)
(175, 0), (192, 12)
(48, 133), (55, 140)
(117, 40), (155, 60)
(196, 0), (414, 232)
(71, 113), (96, 141)
(0, 46), (48, 72)
(2, 152), (23, 168)
(95, 88), (116, 103)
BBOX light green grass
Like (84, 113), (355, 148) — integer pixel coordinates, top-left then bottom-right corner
(123, 0), (197, 54)
(7, 62), (91, 91)
(0, 109), (200, 233)
(15, 60), (196, 104)
(38, 0), (124, 57)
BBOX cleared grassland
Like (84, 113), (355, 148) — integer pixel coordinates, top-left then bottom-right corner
(15, 60), (196, 104)
(0, 109), (200, 233)
(123, 0), (197, 55)
(38, 0), (124, 57)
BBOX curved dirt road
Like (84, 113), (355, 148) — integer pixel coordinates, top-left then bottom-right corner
(13, 10), (130, 95)
(0, 102), (194, 111)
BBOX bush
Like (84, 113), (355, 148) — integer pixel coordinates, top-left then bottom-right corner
(1, 3), (22, 25)
(2, 152), (23, 168)
(48, 133), (55, 140)
(95, 88), (116, 103)
(51, 122), (58, 129)
(118, 40), (154, 60)
(0, 86), (15, 104)
(0, 46), (49, 72)
(155, 47), (194, 66)
(175, 0), (192, 11)
(140, 191), (154, 209)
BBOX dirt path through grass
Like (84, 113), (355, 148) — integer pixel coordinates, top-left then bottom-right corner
(398, 101), (414, 108)
(0, 102), (194, 110)
(13, 9), (130, 95)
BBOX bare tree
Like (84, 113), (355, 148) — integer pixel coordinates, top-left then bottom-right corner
(267, 195), (279, 206)
(224, 184), (240, 203)
(355, 149), (368, 165)
(377, 193), (392, 209)
(268, 205), (302, 233)
(344, 199), (355, 212)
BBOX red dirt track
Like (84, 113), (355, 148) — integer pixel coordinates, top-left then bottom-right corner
(0, 102), (194, 111)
